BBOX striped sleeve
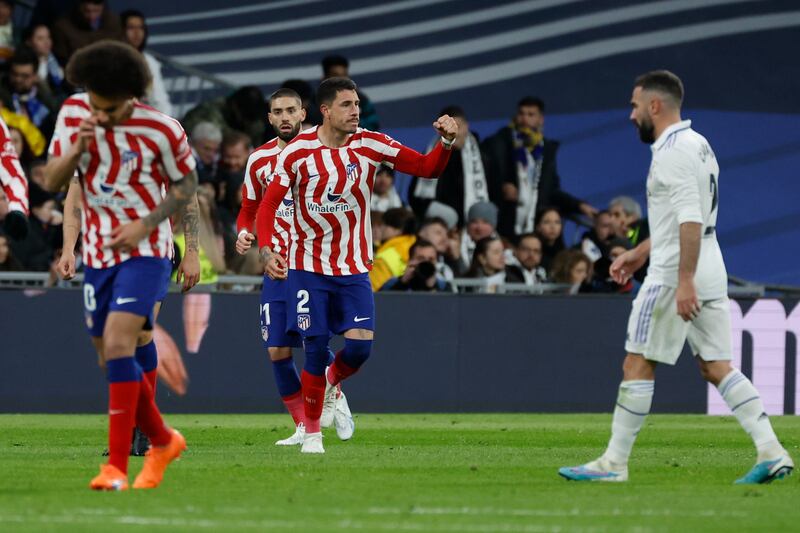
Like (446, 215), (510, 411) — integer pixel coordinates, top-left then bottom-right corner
(0, 118), (28, 215)
(157, 117), (196, 181)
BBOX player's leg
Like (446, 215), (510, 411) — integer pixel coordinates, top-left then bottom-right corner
(128, 301), (163, 456)
(560, 283), (681, 482)
(287, 270), (331, 453)
(690, 298), (793, 484)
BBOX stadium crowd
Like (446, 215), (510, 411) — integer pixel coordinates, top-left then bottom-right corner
(0, 0), (650, 296)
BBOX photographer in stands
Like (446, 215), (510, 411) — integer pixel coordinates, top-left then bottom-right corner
(381, 238), (451, 292)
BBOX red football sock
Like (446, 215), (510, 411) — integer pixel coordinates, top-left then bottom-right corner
(282, 391), (305, 426)
(108, 381), (140, 474)
(135, 377), (172, 447)
(301, 370), (326, 433)
(327, 351), (359, 386)
(143, 370), (157, 398)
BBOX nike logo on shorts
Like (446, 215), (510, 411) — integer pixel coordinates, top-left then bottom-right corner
(354, 316), (370, 323)
(115, 297), (138, 305)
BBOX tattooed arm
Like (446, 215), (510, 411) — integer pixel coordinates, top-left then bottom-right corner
(109, 169), (199, 252)
(176, 193), (201, 291)
(57, 177), (83, 280)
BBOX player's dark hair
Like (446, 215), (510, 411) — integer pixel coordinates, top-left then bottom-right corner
(120, 9), (148, 51)
(439, 105), (465, 120)
(409, 238), (435, 258)
(634, 70), (684, 107)
(382, 207), (416, 235)
(517, 96), (545, 113)
(321, 54), (349, 77)
(9, 46), (38, 70)
(317, 77), (357, 106)
(66, 40), (151, 99)
(269, 88), (302, 107)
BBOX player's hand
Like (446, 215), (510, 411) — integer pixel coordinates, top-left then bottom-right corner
(260, 246), (287, 280)
(610, 249), (646, 284)
(57, 250), (76, 280)
(676, 279), (700, 322)
(109, 219), (150, 252)
(176, 249), (201, 292)
(433, 114), (458, 142)
(236, 231), (255, 255)
(72, 116), (98, 154)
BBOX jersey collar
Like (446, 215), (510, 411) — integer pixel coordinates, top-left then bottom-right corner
(652, 119), (692, 152)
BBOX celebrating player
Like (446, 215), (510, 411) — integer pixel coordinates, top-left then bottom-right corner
(236, 88), (352, 445)
(0, 116), (29, 240)
(559, 70), (793, 484)
(256, 77), (458, 453)
(44, 40), (197, 490)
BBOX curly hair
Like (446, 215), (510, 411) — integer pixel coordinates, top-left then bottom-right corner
(66, 40), (151, 99)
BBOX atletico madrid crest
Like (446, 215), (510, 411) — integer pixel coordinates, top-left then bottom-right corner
(297, 314), (311, 331)
(345, 162), (359, 181)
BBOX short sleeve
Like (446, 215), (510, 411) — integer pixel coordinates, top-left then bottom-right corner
(160, 126), (196, 182)
(658, 146), (703, 225)
(361, 131), (402, 167)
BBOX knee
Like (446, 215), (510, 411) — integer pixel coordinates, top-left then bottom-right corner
(342, 338), (372, 368)
(622, 354), (655, 381)
(268, 347), (292, 362)
(697, 359), (731, 386)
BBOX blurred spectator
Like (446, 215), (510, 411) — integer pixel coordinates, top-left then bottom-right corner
(22, 24), (66, 96)
(409, 105), (489, 225)
(578, 209), (615, 263)
(0, 106), (45, 159)
(321, 54), (379, 130)
(10, 183), (62, 271)
(464, 235), (523, 291)
(29, 0), (72, 29)
(482, 96), (597, 240)
(52, 0), (124, 65)
(0, 231), (23, 270)
(281, 78), (318, 128)
(27, 158), (46, 189)
(460, 200), (498, 271)
(534, 206), (564, 275)
(370, 207), (416, 291)
(8, 127), (31, 169)
(0, 47), (60, 139)
(511, 233), (547, 285)
(182, 85), (269, 148)
(609, 195), (648, 281)
(216, 131), (252, 265)
(551, 249), (593, 294)
(609, 195), (648, 245)
(371, 165), (402, 213)
(417, 216), (458, 281)
(190, 121), (221, 187)
(0, 0), (17, 63)
(381, 238), (451, 292)
(121, 10), (172, 116)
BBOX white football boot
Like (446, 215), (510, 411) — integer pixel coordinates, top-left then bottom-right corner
(320, 368), (341, 428)
(300, 432), (325, 454)
(333, 390), (355, 441)
(275, 423), (305, 446)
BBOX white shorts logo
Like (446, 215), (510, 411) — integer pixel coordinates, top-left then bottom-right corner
(261, 325), (269, 342)
(297, 314), (311, 331)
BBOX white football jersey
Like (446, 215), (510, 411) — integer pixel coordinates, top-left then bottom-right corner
(645, 119), (727, 299)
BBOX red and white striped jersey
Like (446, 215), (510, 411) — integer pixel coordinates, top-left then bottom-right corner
(236, 138), (294, 261)
(49, 93), (196, 269)
(261, 126), (450, 276)
(0, 117), (29, 215)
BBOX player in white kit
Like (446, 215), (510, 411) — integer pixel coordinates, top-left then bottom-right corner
(559, 70), (792, 484)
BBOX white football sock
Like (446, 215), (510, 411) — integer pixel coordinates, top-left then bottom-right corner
(717, 368), (783, 462)
(603, 380), (654, 466)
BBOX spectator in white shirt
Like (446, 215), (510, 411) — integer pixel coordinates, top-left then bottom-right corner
(370, 165), (403, 213)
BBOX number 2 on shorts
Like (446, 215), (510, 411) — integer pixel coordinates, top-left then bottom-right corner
(296, 290), (310, 313)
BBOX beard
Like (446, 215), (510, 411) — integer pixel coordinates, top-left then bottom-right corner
(276, 123), (301, 142)
(636, 116), (655, 144)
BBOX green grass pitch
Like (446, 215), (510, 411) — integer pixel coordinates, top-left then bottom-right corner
(1, 413), (798, 532)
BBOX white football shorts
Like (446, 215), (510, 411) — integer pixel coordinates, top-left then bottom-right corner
(624, 280), (732, 365)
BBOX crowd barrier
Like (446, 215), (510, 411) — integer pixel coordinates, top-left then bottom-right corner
(1, 289), (796, 415)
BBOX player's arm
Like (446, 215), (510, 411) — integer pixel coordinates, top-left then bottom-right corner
(175, 193), (201, 292)
(256, 176), (291, 280)
(610, 238), (650, 284)
(109, 169), (199, 252)
(392, 115), (458, 178)
(0, 124), (30, 239)
(57, 176), (82, 280)
(235, 156), (262, 255)
(43, 117), (96, 192)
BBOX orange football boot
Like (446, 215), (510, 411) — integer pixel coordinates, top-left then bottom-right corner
(132, 429), (186, 489)
(89, 464), (129, 491)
